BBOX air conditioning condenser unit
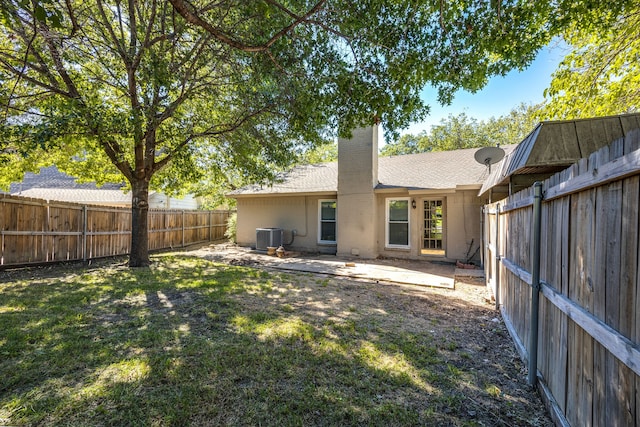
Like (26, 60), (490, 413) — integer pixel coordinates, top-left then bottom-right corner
(256, 228), (283, 251)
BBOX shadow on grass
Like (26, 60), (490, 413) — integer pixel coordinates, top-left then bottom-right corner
(0, 254), (547, 426)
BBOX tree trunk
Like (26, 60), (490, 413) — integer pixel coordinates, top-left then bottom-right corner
(129, 178), (150, 267)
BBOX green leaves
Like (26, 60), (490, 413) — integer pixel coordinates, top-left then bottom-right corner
(541, 4), (640, 119)
(0, 0), (64, 28)
(380, 103), (540, 156)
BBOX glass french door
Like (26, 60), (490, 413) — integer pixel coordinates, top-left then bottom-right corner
(421, 199), (445, 255)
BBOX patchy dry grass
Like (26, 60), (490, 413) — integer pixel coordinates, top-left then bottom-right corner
(0, 255), (551, 426)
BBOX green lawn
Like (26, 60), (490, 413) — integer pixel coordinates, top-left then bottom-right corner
(0, 254), (550, 426)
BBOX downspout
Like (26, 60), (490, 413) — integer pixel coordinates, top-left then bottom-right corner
(528, 182), (543, 386)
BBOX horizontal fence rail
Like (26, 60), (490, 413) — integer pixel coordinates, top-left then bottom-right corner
(0, 194), (232, 268)
(483, 130), (640, 427)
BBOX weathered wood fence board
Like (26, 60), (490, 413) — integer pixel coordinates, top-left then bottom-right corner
(0, 194), (232, 268)
(483, 129), (640, 426)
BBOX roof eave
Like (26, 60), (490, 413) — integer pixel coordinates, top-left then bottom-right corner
(229, 190), (338, 199)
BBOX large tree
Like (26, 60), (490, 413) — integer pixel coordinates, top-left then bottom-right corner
(542, 4), (640, 119)
(0, 0), (632, 266)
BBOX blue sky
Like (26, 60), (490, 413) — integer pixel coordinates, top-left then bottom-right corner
(401, 41), (568, 136)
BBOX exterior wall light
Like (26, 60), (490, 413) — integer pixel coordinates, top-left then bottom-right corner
(411, 199), (417, 209)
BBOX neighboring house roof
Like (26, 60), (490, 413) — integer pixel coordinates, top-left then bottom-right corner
(16, 188), (130, 206)
(231, 146), (507, 196)
(9, 166), (200, 209)
(9, 166), (124, 193)
(7, 165), (129, 206)
(479, 112), (640, 197)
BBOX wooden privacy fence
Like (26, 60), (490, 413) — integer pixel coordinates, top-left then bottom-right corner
(483, 130), (640, 427)
(0, 194), (232, 267)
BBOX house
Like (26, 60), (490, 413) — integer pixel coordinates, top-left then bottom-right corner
(9, 165), (201, 209)
(230, 126), (496, 263)
(230, 113), (640, 263)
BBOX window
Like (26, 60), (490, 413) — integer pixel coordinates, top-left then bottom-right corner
(318, 200), (336, 243)
(386, 198), (410, 248)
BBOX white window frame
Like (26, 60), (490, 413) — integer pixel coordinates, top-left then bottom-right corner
(385, 197), (410, 249)
(318, 199), (337, 244)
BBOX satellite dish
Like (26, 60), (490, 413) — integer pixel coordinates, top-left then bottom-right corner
(474, 146), (505, 173)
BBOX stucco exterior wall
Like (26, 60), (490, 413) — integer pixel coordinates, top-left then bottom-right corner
(235, 195), (337, 253)
(235, 188), (483, 262)
(444, 189), (484, 262)
(336, 192), (377, 258)
(376, 189), (483, 263)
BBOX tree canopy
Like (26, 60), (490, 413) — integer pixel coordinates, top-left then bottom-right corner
(296, 141), (338, 164)
(0, 0), (634, 266)
(541, 5), (640, 119)
(380, 103), (540, 156)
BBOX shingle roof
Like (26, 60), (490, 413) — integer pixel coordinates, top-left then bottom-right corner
(231, 146), (499, 196)
(9, 166), (124, 193)
(231, 163), (338, 195)
(377, 148), (497, 190)
(16, 188), (131, 205)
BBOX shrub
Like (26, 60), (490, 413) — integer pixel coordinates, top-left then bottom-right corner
(225, 212), (237, 243)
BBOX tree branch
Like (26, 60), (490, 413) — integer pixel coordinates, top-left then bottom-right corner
(152, 105), (273, 173)
(95, 0), (128, 63)
(259, 0), (327, 49)
(98, 136), (134, 181)
(590, 34), (637, 89)
(9, 16), (62, 87)
(132, 0), (158, 70)
(3, 21), (38, 120)
(64, 0), (80, 36)
(40, 29), (81, 99)
(0, 58), (74, 97)
(168, 0), (327, 52)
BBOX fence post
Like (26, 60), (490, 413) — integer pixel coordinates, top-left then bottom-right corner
(82, 205), (87, 263)
(480, 206), (485, 268)
(528, 182), (543, 386)
(181, 210), (185, 247)
(495, 203), (500, 310)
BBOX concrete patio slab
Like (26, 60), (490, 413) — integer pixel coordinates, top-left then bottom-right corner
(189, 244), (458, 289)
(454, 267), (485, 278)
(269, 258), (455, 288)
